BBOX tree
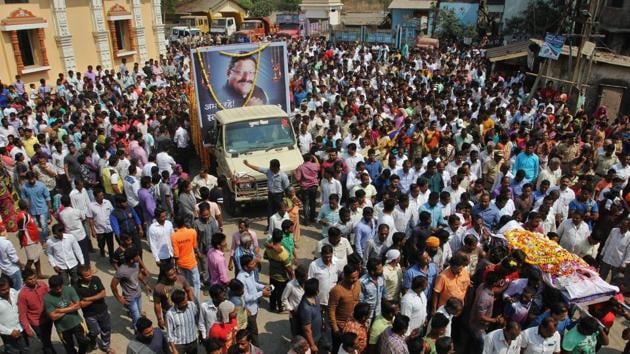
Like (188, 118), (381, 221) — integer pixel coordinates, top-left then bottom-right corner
(248, 0), (274, 17)
(276, 0), (301, 12)
(503, 0), (569, 40)
(435, 8), (477, 42)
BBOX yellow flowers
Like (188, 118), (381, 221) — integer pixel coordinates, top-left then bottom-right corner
(505, 230), (588, 276)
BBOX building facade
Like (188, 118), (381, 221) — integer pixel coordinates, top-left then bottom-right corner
(0, 0), (166, 84)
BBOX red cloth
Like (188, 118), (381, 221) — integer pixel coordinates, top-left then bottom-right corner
(16, 211), (40, 246)
(17, 281), (49, 330)
(209, 319), (237, 353)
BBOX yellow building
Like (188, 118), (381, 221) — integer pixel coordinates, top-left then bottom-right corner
(0, 0), (167, 84)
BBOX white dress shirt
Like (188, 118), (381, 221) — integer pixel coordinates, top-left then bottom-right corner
(483, 328), (522, 354)
(557, 219), (591, 254)
(520, 327), (561, 354)
(59, 207), (87, 241)
(69, 188), (91, 219)
(87, 200), (114, 234)
(0, 289), (22, 335)
(320, 178), (342, 205)
(148, 220), (175, 262)
(307, 258), (339, 306)
(317, 237), (353, 269)
(156, 152), (176, 174)
(281, 279), (305, 312)
(173, 127), (190, 148)
(46, 234), (84, 270)
(0, 236), (20, 275)
(198, 300), (218, 339)
(600, 227), (630, 268)
(400, 290), (427, 336)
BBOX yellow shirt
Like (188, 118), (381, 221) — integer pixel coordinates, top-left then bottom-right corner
(23, 136), (38, 157)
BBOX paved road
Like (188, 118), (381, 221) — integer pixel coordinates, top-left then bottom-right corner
(12, 208), (628, 353)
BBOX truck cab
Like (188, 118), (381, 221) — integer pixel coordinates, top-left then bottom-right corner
(209, 105), (301, 214)
(169, 27), (202, 42)
(276, 13), (301, 39)
(210, 17), (238, 36)
(233, 17), (276, 43)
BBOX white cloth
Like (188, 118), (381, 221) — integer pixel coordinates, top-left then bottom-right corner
(148, 220), (175, 262)
(307, 258), (339, 306)
(600, 227), (630, 268)
(59, 207), (87, 241)
(0, 289), (22, 334)
(281, 279), (304, 312)
(0, 237), (20, 275)
(156, 152), (176, 174)
(483, 328), (522, 354)
(557, 219), (591, 255)
(316, 237), (353, 269)
(320, 178), (342, 205)
(87, 200), (114, 234)
(69, 188), (91, 220)
(46, 234), (84, 270)
(426, 305), (454, 337)
(400, 290), (427, 336)
(123, 175), (141, 208)
(520, 327), (561, 354)
(198, 300), (218, 339)
(174, 127), (190, 148)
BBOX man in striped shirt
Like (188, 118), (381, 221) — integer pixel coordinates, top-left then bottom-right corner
(166, 289), (198, 354)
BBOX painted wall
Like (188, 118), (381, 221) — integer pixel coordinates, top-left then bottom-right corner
(0, 0), (163, 86)
(439, 2), (479, 26)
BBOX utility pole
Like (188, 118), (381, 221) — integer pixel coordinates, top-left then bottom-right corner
(571, 0), (600, 110)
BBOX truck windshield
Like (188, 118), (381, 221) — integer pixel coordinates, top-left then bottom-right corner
(212, 19), (226, 26)
(278, 23), (298, 30)
(225, 117), (295, 153)
(241, 22), (257, 30)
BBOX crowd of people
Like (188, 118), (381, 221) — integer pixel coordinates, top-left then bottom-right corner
(0, 31), (629, 354)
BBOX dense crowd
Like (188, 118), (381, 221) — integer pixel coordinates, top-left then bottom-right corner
(0, 33), (629, 354)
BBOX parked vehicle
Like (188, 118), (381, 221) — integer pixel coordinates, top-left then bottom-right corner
(276, 12), (301, 39)
(232, 17), (277, 43)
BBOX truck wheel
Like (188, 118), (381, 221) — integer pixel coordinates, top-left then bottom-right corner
(224, 192), (239, 217)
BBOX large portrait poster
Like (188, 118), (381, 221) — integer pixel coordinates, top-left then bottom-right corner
(191, 42), (290, 145)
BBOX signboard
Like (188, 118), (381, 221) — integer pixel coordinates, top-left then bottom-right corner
(539, 33), (566, 60)
(191, 42), (290, 145)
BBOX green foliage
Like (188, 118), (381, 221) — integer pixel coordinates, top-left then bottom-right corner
(238, 0), (253, 10)
(435, 8), (477, 42)
(503, 0), (565, 40)
(248, 0), (274, 17)
(276, 0), (301, 12)
(161, 0), (178, 16)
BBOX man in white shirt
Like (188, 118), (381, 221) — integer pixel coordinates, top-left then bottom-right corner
(297, 124), (312, 155)
(483, 321), (522, 354)
(520, 317), (561, 354)
(198, 284), (224, 340)
(307, 245), (339, 307)
(599, 219), (630, 281)
(123, 165), (141, 209)
(0, 277), (26, 351)
(87, 189), (114, 260)
(190, 168), (218, 200)
(281, 266), (306, 336)
(46, 224), (85, 285)
(316, 227), (353, 269)
(173, 123), (190, 172)
(148, 208), (175, 267)
(59, 195), (89, 266)
(557, 212), (592, 255)
(400, 275), (427, 336)
(0, 224), (22, 289)
(156, 150), (176, 175)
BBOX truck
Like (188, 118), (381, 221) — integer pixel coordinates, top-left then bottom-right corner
(276, 12), (301, 39)
(210, 105), (301, 214)
(232, 17), (277, 43)
(179, 15), (210, 33)
(168, 26), (202, 43)
(210, 12), (244, 36)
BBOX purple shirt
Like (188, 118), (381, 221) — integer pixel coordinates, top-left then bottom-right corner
(138, 188), (156, 222)
(295, 161), (320, 189)
(207, 248), (228, 286)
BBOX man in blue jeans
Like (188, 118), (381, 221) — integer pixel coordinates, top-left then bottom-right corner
(111, 248), (150, 327)
(20, 171), (52, 243)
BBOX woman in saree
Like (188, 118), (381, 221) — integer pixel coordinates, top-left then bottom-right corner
(0, 165), (18, 232)
(283, 187), (303, 246)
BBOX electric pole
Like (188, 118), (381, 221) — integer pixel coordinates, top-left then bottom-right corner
(571, 0), (600, 110)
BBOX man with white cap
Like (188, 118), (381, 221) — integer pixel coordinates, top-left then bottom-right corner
(383, 249), (402, 302)
(209, 300), (238, 351)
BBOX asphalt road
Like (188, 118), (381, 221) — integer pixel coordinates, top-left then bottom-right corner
(10, 206), (628, 353)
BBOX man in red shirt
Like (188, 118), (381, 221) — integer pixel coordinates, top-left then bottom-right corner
(17, 269), (55, 354)
(295, 153), (320, 225)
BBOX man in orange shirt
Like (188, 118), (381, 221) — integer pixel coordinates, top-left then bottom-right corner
(431, 253), (471, 315)
(171, 215), (200, 300)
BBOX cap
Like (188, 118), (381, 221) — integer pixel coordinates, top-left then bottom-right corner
(218, 300), (235, 324)
(494, 151), (504, 158)
(385, 249), (401, 263)
(426, 236), (440, 248)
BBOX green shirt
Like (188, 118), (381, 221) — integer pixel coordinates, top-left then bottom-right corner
(264, 245), (291, 282)
(562, 326), (598, 354)
(44, 286), (82, 332)
(282, 233), (295, 263)
(368, 315), (392, 345)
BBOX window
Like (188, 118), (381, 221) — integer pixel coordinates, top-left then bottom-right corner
(4, 0), (28, 3)
(114, 20), (130, 50)
(16, 30), (35, 66)
(609, 0), (624, 7)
